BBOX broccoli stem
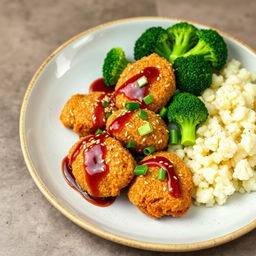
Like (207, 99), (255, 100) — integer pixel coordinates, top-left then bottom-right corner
(155, 41), (172, 60)
(180, 121), (197, 146)
(169, 34), (192, 62)
(182, 40), (210, 58)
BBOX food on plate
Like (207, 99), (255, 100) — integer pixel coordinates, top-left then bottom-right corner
(169, 60), (256, 206)
(182, 29), (228, 70)
(173, 55), (212, 95)
(167, 22), (199, 62)
(115, 53), (176, 112)
(106, 108), (169, 153)
(60, 20), (256, 212)
(134, 26), (168, 61)
(167, 92), (208, 146)
(128, 152), (193, 218)
(66, 132), (135, 198)
(60, 92), (116, 136)
(103, 47), (130, 86)
(134, 22), (227, 70)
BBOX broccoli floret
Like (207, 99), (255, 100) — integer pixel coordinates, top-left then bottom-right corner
(173, 55), (212, 95)
(134, 27), (171, 60)
(103, 48), (129, 86)
(155, 31), (172, 60)
(167, 22), (199, 62)
(167, 92), (208, 146)
(183, 29), (227, 70)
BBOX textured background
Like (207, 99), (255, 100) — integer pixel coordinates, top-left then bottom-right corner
(0, 0), (255, 255)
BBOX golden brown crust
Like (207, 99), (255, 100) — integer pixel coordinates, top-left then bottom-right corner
(128, 152), (193, 219)
(60, 92), (116, 136)
(106, 109), (169, 153)
(68, 135), (136, 197)
(115, 53), (176, 112)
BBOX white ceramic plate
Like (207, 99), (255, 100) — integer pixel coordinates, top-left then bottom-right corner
(20, 17), (256, 252)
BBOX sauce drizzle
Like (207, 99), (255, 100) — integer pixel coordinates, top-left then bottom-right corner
(89, 78), (114, 93)
(140, 156), (181, 198)
(62, 133), (116, 207)
(115, 67), (159, 108)
(92, 93), (107, 130)
(108, 111), (135, 134)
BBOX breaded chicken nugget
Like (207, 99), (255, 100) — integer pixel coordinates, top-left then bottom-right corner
(128, 152), (193, 218)
(115, 53), (176, 112)
(68, 133), (135, 197)
(106, 109), (168, 153)
(60, 92), (115, 136)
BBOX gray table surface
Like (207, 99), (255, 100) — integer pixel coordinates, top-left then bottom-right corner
(1, 0), (255, 255)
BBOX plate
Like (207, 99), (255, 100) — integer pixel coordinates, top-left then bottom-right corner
(20, 17), (256, 252)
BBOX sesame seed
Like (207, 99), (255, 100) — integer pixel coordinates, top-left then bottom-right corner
(144, 181), (148, 185)
(164, 162), (168, 166)
(173, 176), (177, 180)
(169, 188), (173, 191)
(163, 187), (167, 192)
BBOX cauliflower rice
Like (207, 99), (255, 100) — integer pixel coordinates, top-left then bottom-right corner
(168, 59), (256, 206)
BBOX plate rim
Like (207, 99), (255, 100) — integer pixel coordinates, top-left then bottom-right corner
(19, 16), (256, 252)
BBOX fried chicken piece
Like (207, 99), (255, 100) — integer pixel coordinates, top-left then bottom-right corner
(68, 134), (135, 197)
(115, 53), (176, 112)
(106, 109), (168, 153)
(60, 92), (115, 136)
(128, 152), (193, 218)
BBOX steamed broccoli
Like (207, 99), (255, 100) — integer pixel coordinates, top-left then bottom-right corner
(183, 29), (227, 70)
(103, 48), (129, 86)
(134, 27), (171, 60)
(167, 22), (198, 62)
(167, 92), (208, 146)
(173, 55), (212, 95)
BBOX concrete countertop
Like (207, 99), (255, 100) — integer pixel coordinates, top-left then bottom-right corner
(0, 0), (255, 255)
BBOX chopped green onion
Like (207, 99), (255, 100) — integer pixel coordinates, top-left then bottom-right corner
(137, 109), (148, 120)
(143, 94), (154, 105)
(158, 168), (167, 180)
(134, 165), (148, 175)
(125, 102), (140, 110)
(169, 129), (179, 145)
(159, 107), (167, 118)
(106, 112), (112, 118)
(143, 146), (156, 155)
(102, 100), (108, 107)
(95, 128), (103, 135)
(126, 141), (136, 149)
(137, 76), (148, 87)
(138, 122), (153, 136)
